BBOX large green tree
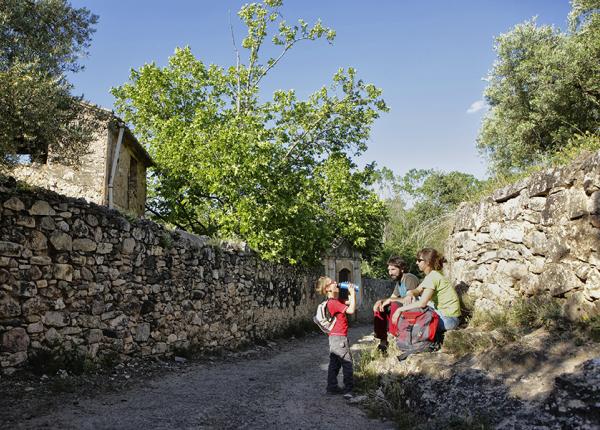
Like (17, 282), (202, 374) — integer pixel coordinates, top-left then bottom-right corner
(0, 0), (98, 164)
(112, 0), (387, 265)
(364, 168), (482, 278)
(478, 0), (600, 174)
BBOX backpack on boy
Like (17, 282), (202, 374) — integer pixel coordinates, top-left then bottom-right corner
(395, 307), (439, 357)
(313, 299), (336, 334)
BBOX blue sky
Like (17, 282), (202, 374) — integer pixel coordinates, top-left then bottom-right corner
(69, 0), (572, 180)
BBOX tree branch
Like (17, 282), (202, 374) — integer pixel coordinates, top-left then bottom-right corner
(229, 11), (242, 115)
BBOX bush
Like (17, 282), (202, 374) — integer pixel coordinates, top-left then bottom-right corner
(28, 344), (92, 376)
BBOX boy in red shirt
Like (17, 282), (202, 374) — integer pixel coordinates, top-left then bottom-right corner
(315, 276), (357, 397)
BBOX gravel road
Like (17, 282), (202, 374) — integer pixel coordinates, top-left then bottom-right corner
(11, 325), (395, 430)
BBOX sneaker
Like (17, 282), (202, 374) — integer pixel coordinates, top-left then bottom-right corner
(326, 386), (343, 395)
(343, 391), (354, 400)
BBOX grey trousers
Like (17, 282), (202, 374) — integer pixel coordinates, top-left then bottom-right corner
(327, 335), (353, 391)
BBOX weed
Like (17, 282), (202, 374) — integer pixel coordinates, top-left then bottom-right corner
(276, 319), (316, 339)
(98, 350), (120, 369)
(28, 344), (89, 376)
(173, 342), (202, 360)
(577, 315), (600, 342)
(443, 297), (570, 357)
(159, 232), (174, 249)
(353, 348), (380, 393)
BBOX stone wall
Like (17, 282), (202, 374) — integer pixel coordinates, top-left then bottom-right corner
(355, 277), (394, 322)
(0, 183), (321, 375)
(445, 151), (600, 319)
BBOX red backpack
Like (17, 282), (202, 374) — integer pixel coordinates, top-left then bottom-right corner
(395, 307), (440, 354)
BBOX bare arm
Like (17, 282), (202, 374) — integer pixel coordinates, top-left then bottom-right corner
(390, 288), (434, 325)
(346, 286), (357, 315)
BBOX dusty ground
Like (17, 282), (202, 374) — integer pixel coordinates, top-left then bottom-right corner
(0, 324), (394, 430)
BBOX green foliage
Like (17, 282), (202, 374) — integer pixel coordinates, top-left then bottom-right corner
(577, 314), (600, 342)
(159, 232), (174, 249)
(353, 347), (381, 393)
(363, 168), (482, 277)
(0, 0), (100, 164)
(112, 0), (387, 266)
(28, 344), (91, 376)
(478, 1), (600, 174)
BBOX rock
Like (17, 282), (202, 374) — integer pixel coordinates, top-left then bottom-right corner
(97, 243), (113, 254)
(43, 311), (70, 327)
(0, 293), (21, 318)
(87, 329), (103, 344)
(135, 323), (151, 342)
(1, 327), (30, 352)
(3, 197), (25, 211)
(122, 238), (136, 254)
(54, 264), (73, 281)
(27, 231), (47, 251)
(0, 241), (23, 257)
(72, 238), (97, 252)
(49, 231), (72, 251)
(29, 200), (55, 216)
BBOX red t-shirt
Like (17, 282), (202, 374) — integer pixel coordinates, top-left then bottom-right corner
(327, 298), (349, 336)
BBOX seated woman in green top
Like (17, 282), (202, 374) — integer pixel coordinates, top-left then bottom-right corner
(391, 248), (461, 331)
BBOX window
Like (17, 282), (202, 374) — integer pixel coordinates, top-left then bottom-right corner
(339, 268), (351, 283)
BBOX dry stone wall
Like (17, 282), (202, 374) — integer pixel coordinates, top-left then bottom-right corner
(0, 181), (320, 375)
(445, 151), (600, 320)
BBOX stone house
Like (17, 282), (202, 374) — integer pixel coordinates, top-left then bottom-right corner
(12, 108), (153, 217)
(322, 238), (362, 284)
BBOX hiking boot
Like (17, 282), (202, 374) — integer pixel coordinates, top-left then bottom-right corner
(376, 344), (388, 356)
(397, 352), (410, 362)
(326, 386), (343, 395)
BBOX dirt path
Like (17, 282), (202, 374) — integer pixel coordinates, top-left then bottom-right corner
(11, 325), (395, 430)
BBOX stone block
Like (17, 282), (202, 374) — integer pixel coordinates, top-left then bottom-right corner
(73, 238), (97, 252)
(27, 231), (47, 251)
(0, 241), (23, 257)
(54, 264), (73, 281)
(49, 231), (72, 251)
(43, 311), (69, 327)
(97, 243), (113, 254)
(3, 197), (24, 211)
(39, 216), (55, 230)
(30, 256), (51, 265)
(584, 269), (600, 300)
(27, 322), (44, 333)
(16, 216), (35, 228)
(0, 293), (21, 318)
(135, 323), (151, 342)
(539, 264), (584, 297)
(29, 200), (55, 216)
(1, 328), (30, 352)
(122, 238), (136, 254)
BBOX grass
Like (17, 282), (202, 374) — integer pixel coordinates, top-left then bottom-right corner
(443, 296), (581, 358)
(353, 347), (382, 393)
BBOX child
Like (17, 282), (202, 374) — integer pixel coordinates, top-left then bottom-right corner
(315, 276), (356, 397)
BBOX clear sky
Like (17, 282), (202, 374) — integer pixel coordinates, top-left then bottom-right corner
(69, 0), (572, 180)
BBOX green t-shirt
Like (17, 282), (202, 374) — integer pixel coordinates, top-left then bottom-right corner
(421, 270), (461, 318)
